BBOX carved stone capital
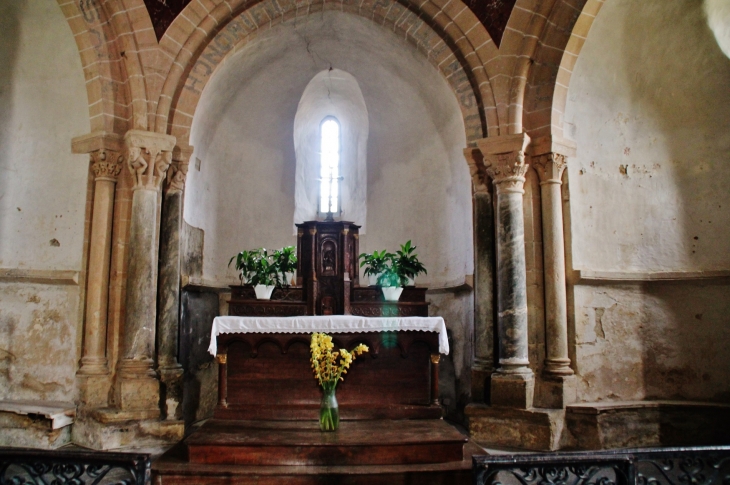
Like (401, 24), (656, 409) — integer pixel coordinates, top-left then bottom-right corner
(124, 130), (176, 191)
(484, 151), (529, 194)
(165, 145), (194, 194)
(532, 153), (568, 185)
(90, 149), (123, 182)
(463, 147), (489, 194)
(476, 133), (531, 194)
(165, 160), (189, 194)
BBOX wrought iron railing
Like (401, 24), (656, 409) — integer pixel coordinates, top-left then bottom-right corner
(0, 448), (150, 485)
(473, 446), (730, 485)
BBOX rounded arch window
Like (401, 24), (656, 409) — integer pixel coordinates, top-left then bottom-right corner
(293, 69), (369, 232)
(319, 116), (341, 215)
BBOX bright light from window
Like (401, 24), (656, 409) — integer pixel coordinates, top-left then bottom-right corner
(320, 118), (340, 214)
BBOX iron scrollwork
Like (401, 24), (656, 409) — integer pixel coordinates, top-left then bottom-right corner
(0, 449), (150, 485)
(474, 447), (730, 485)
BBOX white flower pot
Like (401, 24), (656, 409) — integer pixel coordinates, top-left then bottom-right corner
(405, 276), (415, 286)
(285, 272), (295, 286)
(368, 273), (382, 286)
(381, 286), (404, 302)
(254, 284), (276, 300)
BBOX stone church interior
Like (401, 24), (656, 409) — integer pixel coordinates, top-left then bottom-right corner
(0, 0), (729, 482)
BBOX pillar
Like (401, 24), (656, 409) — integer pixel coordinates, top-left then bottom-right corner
(117, 130), (176, 417)
(157, 146), (192, 420)
(72, 132), (123, 407)
(464, 147), (496, 403)
(478, 133), (534, 409)
(532, 136), (577, 408)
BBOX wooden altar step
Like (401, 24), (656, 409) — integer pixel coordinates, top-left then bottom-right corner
(185, 419), (466, 466)
(153, 419), (482, 485)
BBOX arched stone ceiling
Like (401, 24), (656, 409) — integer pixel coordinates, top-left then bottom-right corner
(143, 0), (516, 45)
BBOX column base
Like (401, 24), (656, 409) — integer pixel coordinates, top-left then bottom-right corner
(76, 374), (111, 408)
(490, 372), (534, 409)
(159, 366), (184, 421)
(466, 403), (567, 451)
(471, 361), (493, 404)
(77, 356), (109, 376)
(535, 374), (577, 409)
(119, 376), (160, 412)
(74, 412), (183, 450)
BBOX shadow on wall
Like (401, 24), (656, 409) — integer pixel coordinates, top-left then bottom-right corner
(0, 2), (22, 246)
(622, 0), (730, 402)
(180, 290), (219, 427)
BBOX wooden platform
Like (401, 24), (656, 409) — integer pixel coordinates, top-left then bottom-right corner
(186, 419), (466, 466)
(153, 419), (482, 484)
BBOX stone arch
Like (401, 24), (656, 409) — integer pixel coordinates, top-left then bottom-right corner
(522, 0), (606, 139)
(57, 0), (130, 132)
(57, 0), (156, 133)
(153, 0), (500, 145)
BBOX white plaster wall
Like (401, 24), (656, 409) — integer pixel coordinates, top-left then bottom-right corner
(564, 0), (730, 402)
(0, 1), (89, 402)
(186, 11), (473, 288)
(293, 69), (369, 232)
(565, 0), (730, 272)
(0, 0), (90, 270)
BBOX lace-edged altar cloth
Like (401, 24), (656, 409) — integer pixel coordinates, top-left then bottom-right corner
(208, 315), (449, 356)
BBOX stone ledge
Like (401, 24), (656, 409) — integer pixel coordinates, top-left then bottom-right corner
(566, 400), (730, 450)
(0, 400), (75, 429)
(0, 269), (80, 285)
(466, 404), (567, 451)
(0, 401), (76, 449)
(73, 414), (184, 451)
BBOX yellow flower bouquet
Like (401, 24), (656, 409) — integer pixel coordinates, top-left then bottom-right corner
(310, 332), (368, 431)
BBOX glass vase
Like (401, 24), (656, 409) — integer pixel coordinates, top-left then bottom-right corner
(319, 386), (339, 432)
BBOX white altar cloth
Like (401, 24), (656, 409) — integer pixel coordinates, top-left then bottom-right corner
(208, 315), (449, 356)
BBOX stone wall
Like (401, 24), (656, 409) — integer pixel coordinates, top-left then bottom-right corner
(564, 0), (730, 403)
(0, 0), (91, 404)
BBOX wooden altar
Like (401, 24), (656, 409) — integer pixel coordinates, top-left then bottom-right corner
(152, 221), (480, 484)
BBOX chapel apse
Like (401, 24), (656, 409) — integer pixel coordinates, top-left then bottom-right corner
(143, 0), (516, 45)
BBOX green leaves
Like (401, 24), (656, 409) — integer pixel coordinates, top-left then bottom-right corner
(358, 249), (393, 276)
(360, 240), (427, 287)
(229, 246), (297, 287)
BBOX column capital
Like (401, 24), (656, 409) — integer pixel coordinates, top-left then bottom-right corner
(124, 130), (176, 191)
(90, 149), (123, 182)
(165, 145), (193, 194)
(463, 147), (490, 194)
(532, 152), (568, 185)
(477, 133), (531, 194)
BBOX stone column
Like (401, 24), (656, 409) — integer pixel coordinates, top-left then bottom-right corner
(464, 147), (496, 403)
(531, 136), (577, 408)
(72, 132), (123, 407)
(117, 130), (176, 418)
(157, 146), (192, 421)
(477, 133), (534, 409)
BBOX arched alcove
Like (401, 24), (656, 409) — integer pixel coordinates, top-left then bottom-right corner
(293, 69), (369, 231)
(185, 11), (473, 289)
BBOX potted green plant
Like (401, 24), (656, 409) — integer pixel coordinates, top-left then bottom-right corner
(228, 248), (281, 299)
(228, 249), (260, 285)
(394, 240), (427, 286)
(274, 245), (297, 287)
(358, 249), (393, 286)
(377, 259), (407, 301)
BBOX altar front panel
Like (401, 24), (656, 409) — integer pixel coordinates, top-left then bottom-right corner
(214, 331), (442, 420)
